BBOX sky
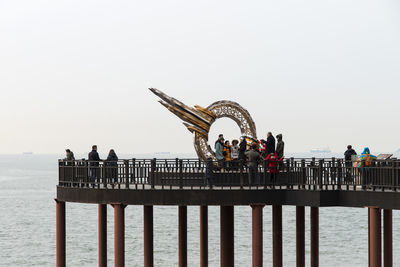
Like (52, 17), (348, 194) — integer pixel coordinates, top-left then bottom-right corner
(0, 0), (399, 155)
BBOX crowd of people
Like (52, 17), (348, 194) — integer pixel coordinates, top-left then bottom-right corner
(213, 132), (285, 185)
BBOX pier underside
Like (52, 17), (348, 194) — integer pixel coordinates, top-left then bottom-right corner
(57, 186), (400, 210)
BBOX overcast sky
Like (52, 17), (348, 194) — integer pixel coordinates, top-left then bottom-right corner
(0, 0), (399, 155)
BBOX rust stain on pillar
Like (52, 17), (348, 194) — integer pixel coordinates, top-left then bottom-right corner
(296, 206), (305, 267)
(179, 206), (188, 267)
(200, 206), (208, 267)
(56, 200), (66, 267)
(144, 206), (154, 267)
(384, 209), (392, 267)
(220, 206), (234, 267)
(273, 205), (282, 267)
(311, 207), (319, 267)
(252, 205), (264, 267)
(98, 204), (107, 267)
(113, 204), (126, 267)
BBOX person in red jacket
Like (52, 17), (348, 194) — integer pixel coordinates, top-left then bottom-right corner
(266, 152), (284, 184)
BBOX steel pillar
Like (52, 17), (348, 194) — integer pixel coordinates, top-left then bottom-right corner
(384, 209), (392, 267)
(311, 207), (319, 267)
(200, 206), (208, 267)
(144, 206), (153, 267)
(98, 204), (107, 267)
(296, 206), (305, 267)
(220, 206), (234, 267)
(252, 205), (264, 267)
(273, 205), (282, 267)
(179, 206), (187, 267)
(113, 204), (126, 267)
(56, 200), (66, 267)
(369, 207), (382, 267)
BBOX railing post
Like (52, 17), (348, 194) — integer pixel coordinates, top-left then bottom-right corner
(179, 159), (184, 189)
(331, 157), (336, 188)
(150, 159), (156, 189)
(84, 160), (89, 187)
(337, 159), (342, 190)
(392, 160), (396, 191)
(102, 162), (107, 188)
(124, 160), (129, 189)
(240, 160), (244, 189)
(301, 159), (306, 189)
(132, 158), (136, 185)
(263, 160), (267, 189)
(318, 160), (323, 190)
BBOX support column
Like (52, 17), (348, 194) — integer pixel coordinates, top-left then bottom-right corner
(384, 210), (392, 267)
(369, 207), (382, 267)
(252, 205), (264, 267)
(179, 206), (187, 267)
(98, 204), (107, 267)
(311, 207), (319, 267)
(296, 206), (305, 267)
(144, 206), (153, 267)
(273, 205), (282, 267)
(56, 200), (66, 267)
(220, 206), (234, 267)
(113, 204), (126, 267)
(200, 206), (208, 267)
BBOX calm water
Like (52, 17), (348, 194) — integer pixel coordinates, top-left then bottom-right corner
(1, 154), (399, 266)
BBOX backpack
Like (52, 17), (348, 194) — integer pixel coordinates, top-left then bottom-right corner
(365, 154), (372, 167)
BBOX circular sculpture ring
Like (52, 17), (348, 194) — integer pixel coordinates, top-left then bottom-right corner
(150, 88), (258, 161)
(194, 101), (257, 161)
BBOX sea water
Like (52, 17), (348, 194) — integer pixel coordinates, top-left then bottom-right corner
(1, 154), (399, 266)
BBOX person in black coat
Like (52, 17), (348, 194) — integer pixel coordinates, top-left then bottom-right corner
(261, 132), (276, 155)
(106, 149), (119, 183)
(239, 136), (247, 164)
(88, 145), (101, 182)
(344, 145), (357, 182)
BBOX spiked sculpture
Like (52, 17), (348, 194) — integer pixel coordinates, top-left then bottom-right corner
(150, 88), (258, 161)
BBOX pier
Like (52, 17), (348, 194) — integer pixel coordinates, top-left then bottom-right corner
(56, 158), (400, 267)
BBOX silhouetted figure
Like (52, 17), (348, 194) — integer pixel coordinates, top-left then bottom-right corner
(344, 145), (357, 183)
(261, 132), (275, 156)
(88, 145), (101, 183)
(276, 134), (284, 159)
(239, 136), (247, 163)
(106, 149), (118, 183)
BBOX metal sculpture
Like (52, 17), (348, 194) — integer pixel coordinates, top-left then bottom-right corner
(150, 88), (258, 161)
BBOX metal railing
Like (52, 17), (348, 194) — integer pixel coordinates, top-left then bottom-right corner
(58, 158), (400, 191)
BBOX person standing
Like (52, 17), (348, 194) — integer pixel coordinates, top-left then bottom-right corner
(88, 145), (101, 183)
(223, 140), (232, 169)
(276, 134), (284, 159)
(239, 136), (247, 163)
(245, 144), (260, 185)
(106, 149), (119, 183)
(65, 149), (75, 161)
(261, 132), (276, 155)
(231, 139), (240, 169)
(344, 145), (357, 165)
(344, 145), (357, 183)
(215, 134), (225, 168)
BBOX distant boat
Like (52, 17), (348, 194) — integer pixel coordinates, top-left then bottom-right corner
(23, 152), (33, 155)
(310, 148), (331, 153)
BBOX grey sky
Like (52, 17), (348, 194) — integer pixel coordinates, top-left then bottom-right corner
(1, 0), (399, 154)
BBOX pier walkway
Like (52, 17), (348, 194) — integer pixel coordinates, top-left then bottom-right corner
(56, 158), (400, 267)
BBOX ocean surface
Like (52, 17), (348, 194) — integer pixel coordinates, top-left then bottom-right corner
(1, 153), (400, 266)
